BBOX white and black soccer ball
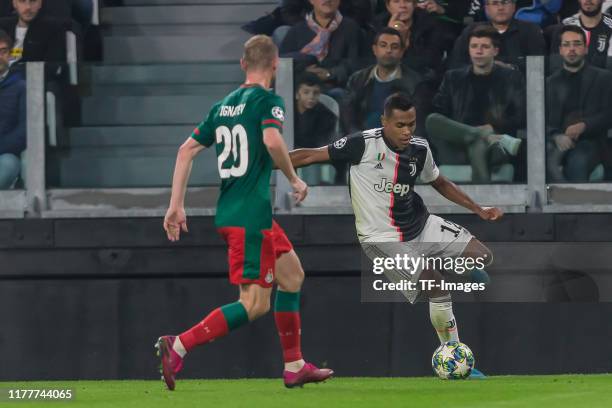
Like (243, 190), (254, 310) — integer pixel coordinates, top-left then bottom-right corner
(432, 341), (475, 380)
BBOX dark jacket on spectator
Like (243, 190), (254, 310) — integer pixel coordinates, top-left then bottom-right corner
(280, 15), (362, 87)
(546, 63), (612, 141)
(295, 103), (337, 149)
(343, 64), (432, 134)
(450, 19), (546, 69)
(433, 64), (526, 136)
(368, 9), (445, 74)
(0, 15), (66, 62)
(0, 69), (26, 156)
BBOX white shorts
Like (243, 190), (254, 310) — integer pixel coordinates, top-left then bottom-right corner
(361, 215), (473, 304)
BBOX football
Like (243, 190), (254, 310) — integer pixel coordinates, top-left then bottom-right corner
(432, 341), (475, 380)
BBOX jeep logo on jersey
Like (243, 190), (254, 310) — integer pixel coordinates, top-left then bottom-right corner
(271, 106), (285, 121)
(334, 137), (347, 149)
(374, 178), (410, 196)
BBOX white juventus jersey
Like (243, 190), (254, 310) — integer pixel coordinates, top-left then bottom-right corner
(328, 128), (439, 243)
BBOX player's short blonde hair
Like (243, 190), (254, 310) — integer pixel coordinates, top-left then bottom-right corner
(242, 35), (278, 71)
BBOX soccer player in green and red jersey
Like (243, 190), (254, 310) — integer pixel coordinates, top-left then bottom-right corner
(156, 35), (333, 390)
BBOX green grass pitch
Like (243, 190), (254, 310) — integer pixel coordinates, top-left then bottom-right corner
(1, 375), (611, 408)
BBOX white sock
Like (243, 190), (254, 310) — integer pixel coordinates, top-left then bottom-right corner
(172, 336), (187, 358)
(429, 294), (460, 344)
(284, 359), (305, 373)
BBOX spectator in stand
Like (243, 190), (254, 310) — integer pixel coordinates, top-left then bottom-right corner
(549, 0), (612, 68)
(0, 0), (66, 64)
(0, 29), (26, 189)
(450, 0), (546, 70)
(428, 26), (525, 182)
(546, 25), (612, 182)
(294, 72), (338, 149)
(248, 0), (372, 47)
(280, 0), (362, 97)
(343, 27), (432, 135)
(368, 0), (446, 74)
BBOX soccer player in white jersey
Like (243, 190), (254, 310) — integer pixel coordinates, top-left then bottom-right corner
(289, 93), (502, 378)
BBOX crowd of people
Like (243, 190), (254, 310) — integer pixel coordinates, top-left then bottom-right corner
(0, 0), (101, 189)
(1, 0), (611, 189)
(245, 0), (612, 183)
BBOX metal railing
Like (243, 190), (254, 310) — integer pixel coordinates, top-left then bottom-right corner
(0, 57), (610, 219)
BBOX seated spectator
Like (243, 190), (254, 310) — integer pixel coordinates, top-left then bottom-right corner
(548, 0), (612, 69)
(0, 29), (26, 189)
(428, 25), (525, 182)
(450, 0), (546, 70)
(0, 0), (66, 64)
(294, 72), (337, 149)
(280, 0), (362, 95)
(369, 0), (446, 74)
(343, 27), (432, 135)
(546, 25), (612, 182)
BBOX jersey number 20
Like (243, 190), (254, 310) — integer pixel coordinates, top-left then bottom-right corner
(216, 125), (249, 178)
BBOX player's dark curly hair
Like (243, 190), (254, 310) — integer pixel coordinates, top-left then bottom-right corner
(383, 93), (414, 117)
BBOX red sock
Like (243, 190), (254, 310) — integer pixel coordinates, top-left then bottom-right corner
(274, 311), (303, 362)
(274, 290), (303, 363)
(178, 302), (248, 352)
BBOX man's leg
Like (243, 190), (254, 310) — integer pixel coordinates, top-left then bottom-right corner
(157, 284), (271, 390)
(546, 138), (568, 182)
(274, 250), (305, 372)
(421, 269), (459, 344)
(564, 140), (600, 182)
(272, 222), (333, 388)
(0, 154), (21, 189)
(177, 284), (270, 354)
(157, 225), (274, 390)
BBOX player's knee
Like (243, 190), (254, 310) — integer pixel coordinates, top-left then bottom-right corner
(293, 266), (305, 286)
(481, 246), (493, 266)
(246, 297), (270, 320)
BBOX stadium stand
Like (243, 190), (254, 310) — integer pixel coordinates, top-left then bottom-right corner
(49, 0), (275, 188)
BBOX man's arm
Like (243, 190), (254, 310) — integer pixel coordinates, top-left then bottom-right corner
(430, 175), (503, 220)
(263, 127), (308, 203)
(288, 146), (331, 168)
(164, 137), (205, 241)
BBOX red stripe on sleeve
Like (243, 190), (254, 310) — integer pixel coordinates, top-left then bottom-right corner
(262, 119), (283, 127)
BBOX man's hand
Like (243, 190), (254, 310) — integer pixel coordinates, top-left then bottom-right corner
(306, 65), (330, 81)
(290, 176), (308, 204)
(416, 0), (444, 14)
(554, 134), (574, 152)
(477, 206), (504, 221)
(477, 124), (494, 133)
(164, 207), (188, 242)
(387, 13), (410, 45)
(565, 122), (586, 140)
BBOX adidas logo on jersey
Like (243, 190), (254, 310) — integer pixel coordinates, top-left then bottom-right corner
(374, 162), (384, 170)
